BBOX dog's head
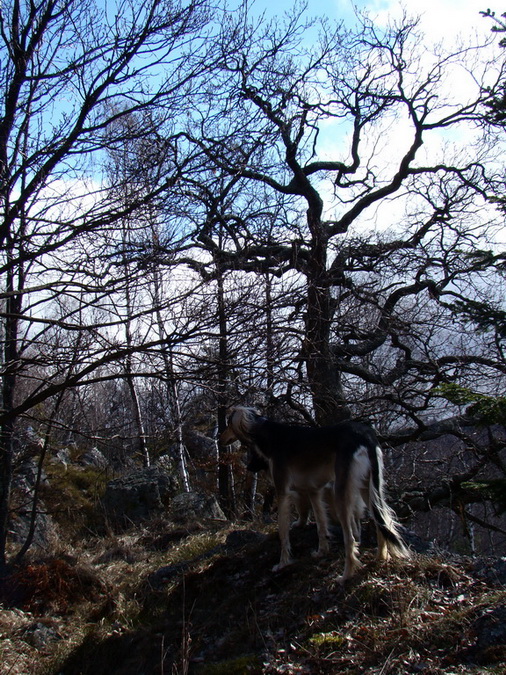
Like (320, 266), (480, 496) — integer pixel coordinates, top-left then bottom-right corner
(219, 406), (261, 446)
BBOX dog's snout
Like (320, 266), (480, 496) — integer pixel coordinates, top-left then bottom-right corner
(219, 426), (236, 445)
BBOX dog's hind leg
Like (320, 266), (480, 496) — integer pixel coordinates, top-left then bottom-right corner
(272, 493), (293, 571)
(309, 490), (330, 559)
(376, 527), (389, 561)
(352, 491), (367, 542)
(325, 484), (339, 525)
(335, 495), (362, 583)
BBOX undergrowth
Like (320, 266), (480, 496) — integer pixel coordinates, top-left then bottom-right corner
(0, 520), (505, 675)
(41, 463), (109, 539)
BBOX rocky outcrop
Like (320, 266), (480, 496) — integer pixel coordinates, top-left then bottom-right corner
(169, 491), (226, 524)
(102, 467), (179, 527)
(10, 459), (57, 550)
(181, 429), (217, 460)
(78, 447), (109, 469)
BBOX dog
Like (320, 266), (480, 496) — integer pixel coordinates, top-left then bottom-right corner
(220, 406), (410, 581)
(247, 445), (343, 528)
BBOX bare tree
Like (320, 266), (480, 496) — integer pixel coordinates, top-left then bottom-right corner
(168, 5), (506, 541)
(0, 0), (215, 572)
(183, 5), (504, 425)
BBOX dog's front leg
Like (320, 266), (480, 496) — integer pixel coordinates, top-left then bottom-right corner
(293, 492), (310, 527)
(309, 490), (330, 559)
(272, 493), (293, 571)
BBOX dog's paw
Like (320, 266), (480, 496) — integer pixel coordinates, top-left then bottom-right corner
(292, 519), (307, 528)
(272, 560), (293, 572)
(337, 559), (362, 582)
(311, 549), (327, 559)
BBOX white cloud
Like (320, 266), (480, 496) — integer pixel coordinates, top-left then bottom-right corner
(337, 0), (504, 44)
(308, 1), (505, 242)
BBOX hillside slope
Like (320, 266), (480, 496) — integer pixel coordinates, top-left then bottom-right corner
(1, 520), (505, 674)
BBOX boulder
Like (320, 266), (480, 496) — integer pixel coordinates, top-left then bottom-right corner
(471, 604), (506, 664)
(9, 508), (57, 550)
(9, 459), (56, 549)
(474, 556), (506, 586)
(20, 621), (62, 649)
(102, 467), (179, 527)
(51, 447), (72, 465)
(78, 447), (109, 469)
(169, 491), (226, 524)
(181, 429), (217, 459)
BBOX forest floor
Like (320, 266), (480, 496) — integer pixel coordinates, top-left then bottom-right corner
(1, 516), (506, 675)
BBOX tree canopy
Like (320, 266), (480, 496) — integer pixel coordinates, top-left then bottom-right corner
(1, 0), (505, 568)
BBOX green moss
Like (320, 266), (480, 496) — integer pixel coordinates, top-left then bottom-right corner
(461, 480), (506, 513)
(196, 654), (263, 674)
(42, 463), (108, 537)
(434, 383), (506, 425)
(308, 631), (346, 648)
(46, 462), (108, 498)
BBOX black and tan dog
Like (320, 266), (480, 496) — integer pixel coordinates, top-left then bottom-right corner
(220, 406), (410, 581)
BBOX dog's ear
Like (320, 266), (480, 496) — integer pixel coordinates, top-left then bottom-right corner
(226, 408), (242, 431)
(243, 406), (263, 427)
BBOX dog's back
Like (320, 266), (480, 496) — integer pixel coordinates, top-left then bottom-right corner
(253, 417), (377, 463)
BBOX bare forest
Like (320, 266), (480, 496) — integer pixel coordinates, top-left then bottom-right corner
(1, 0), (506, 587)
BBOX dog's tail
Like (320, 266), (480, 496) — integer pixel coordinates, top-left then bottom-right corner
(368, 444), (411, 559)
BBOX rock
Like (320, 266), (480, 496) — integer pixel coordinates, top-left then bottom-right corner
(473, 557), (506, 586)
(8, 509), (57, 550)
(102, 467), (179, 527)
(181, 429), (217, 459)
(13, 458), (47, 490)
(155, 455), (176, 472)
(472, 604), (506, 664)
(15, 427), (44, 462)
(400, 528), (433, 554)
(169, 491), (226, 524)
(51, 447), (72, 465)
(78, 447), (109, 469)
(473, 605), (506, 649)
(20, 621), (62, 649)
(9, 459), (56, 549)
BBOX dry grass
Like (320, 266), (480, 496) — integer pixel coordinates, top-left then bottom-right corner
(1, 520), (505, 675)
